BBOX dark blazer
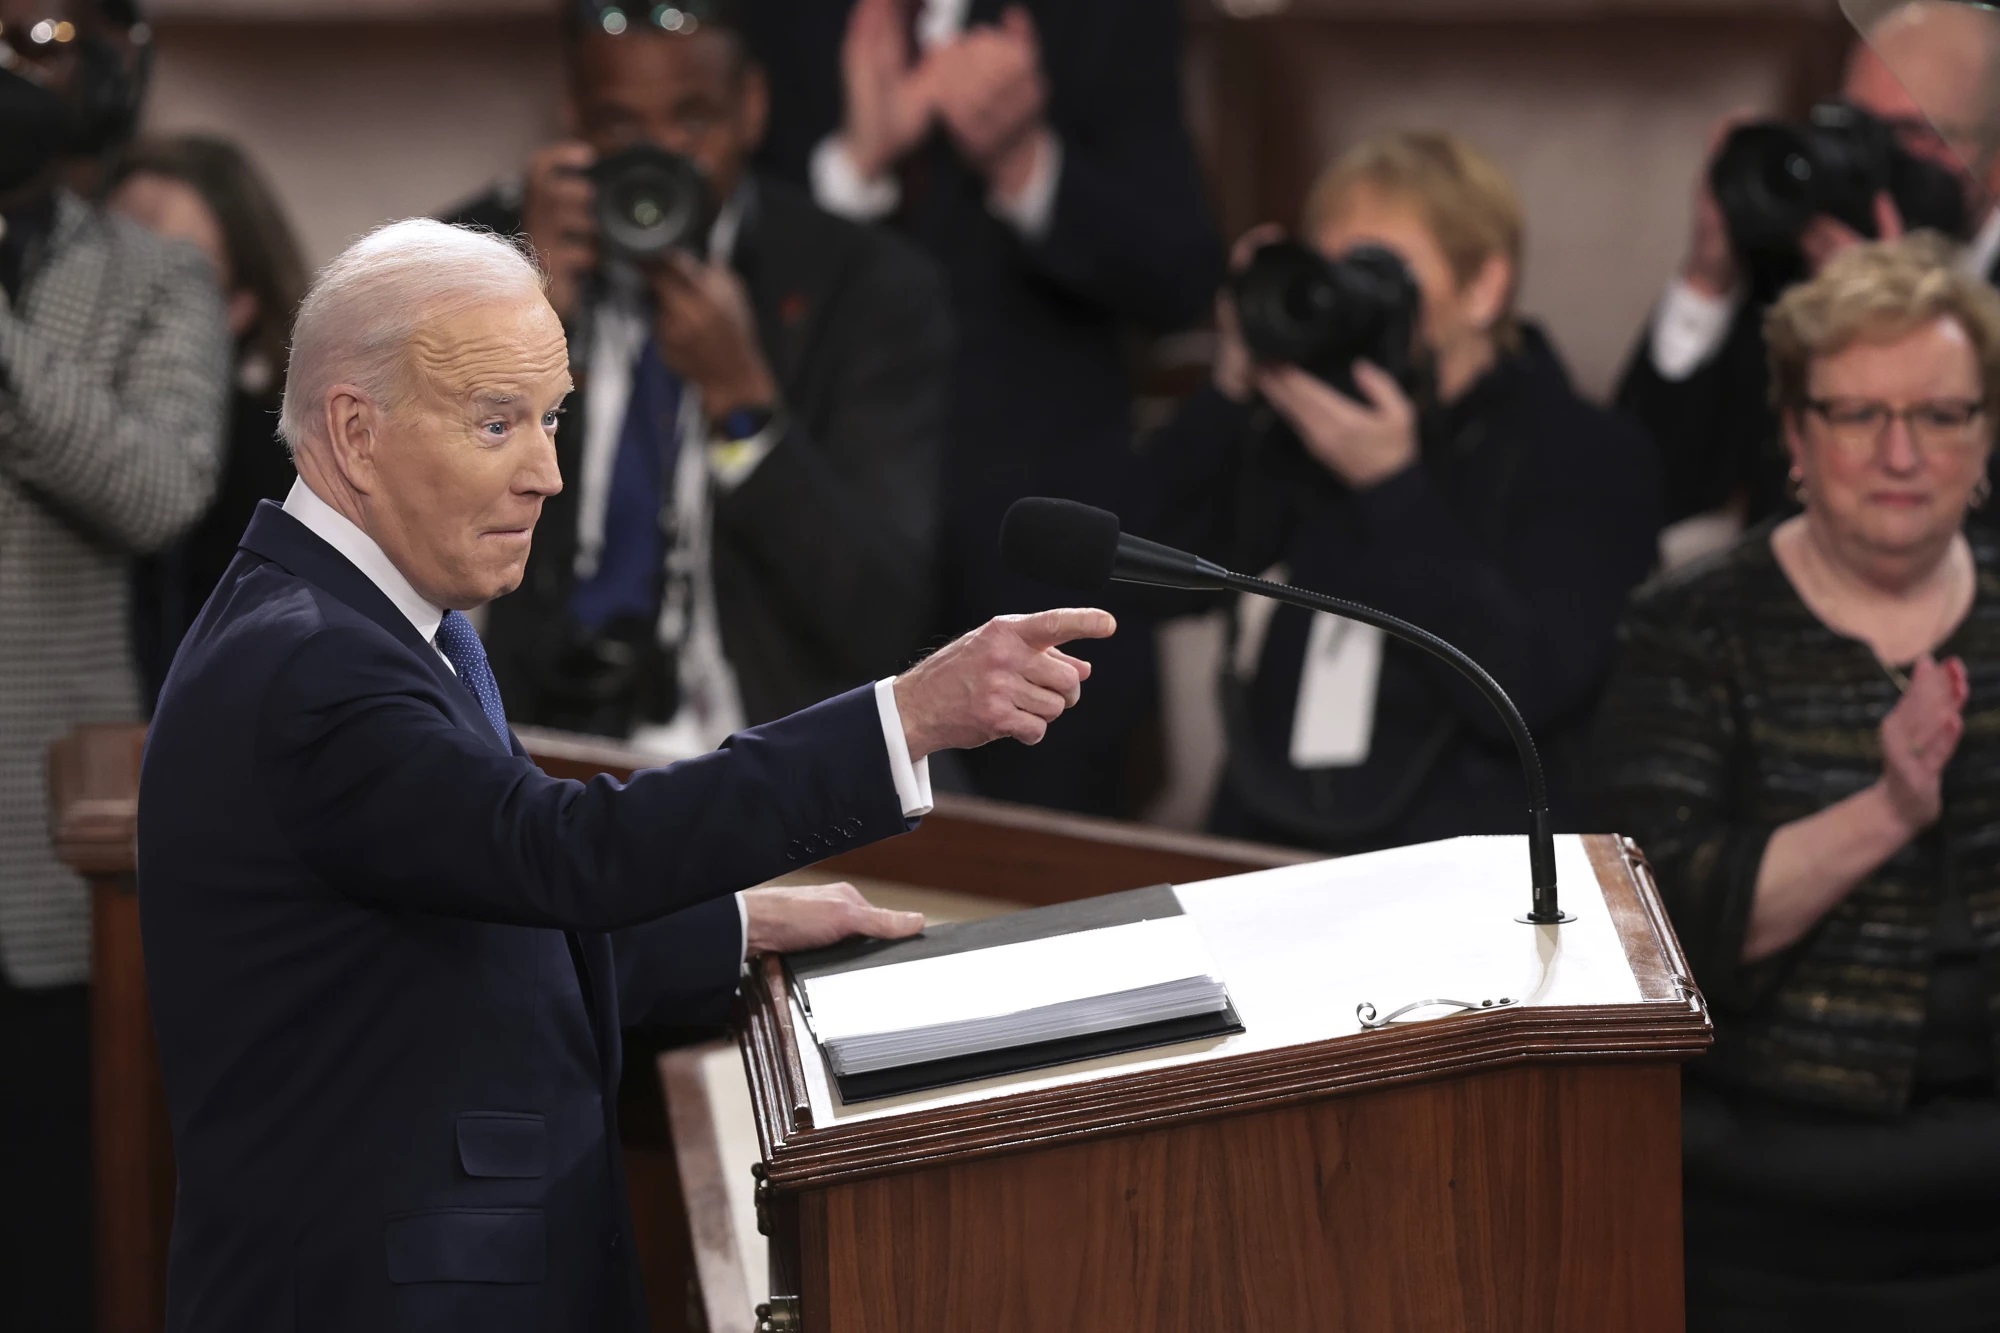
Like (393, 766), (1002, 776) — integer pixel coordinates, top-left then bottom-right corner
(449, 175), (951, 729)
(1614, 247), (2000, 527)
(137, 501), (913, 1331)
(1146, 327), (1662, 854)
(745, 0), (1224, 812)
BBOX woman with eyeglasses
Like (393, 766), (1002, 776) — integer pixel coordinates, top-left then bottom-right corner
(1596, 232), (2000, 1331)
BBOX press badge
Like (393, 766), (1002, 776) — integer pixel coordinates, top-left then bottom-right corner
(1288, 612), (1383, 768)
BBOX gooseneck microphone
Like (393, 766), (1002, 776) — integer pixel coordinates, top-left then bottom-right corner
(1000, 497), (1571, 926)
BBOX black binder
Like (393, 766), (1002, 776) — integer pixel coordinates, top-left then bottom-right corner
(786, 884), (1244, 1103)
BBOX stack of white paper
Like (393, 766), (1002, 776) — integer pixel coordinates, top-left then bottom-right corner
(798, 916), (1231, 1076)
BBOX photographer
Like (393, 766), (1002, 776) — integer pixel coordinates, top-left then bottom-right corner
(449, 0), (950, 754)
(0, 1), (229, 1325)
(1144, 131), (1660, 855)
(1618, 3), (2000, 528)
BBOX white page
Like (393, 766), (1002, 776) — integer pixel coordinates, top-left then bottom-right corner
(800, 916), (1222, 1044)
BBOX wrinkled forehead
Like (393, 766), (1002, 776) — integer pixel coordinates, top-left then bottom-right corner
(405, 296), (571, 409)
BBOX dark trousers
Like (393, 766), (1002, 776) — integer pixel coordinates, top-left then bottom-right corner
(0, 976), (93, 1332)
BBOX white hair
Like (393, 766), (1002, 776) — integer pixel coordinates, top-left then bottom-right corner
(278, 219), (546, 452)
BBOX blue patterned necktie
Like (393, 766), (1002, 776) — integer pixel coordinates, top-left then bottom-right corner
(434, 609), (510, 746)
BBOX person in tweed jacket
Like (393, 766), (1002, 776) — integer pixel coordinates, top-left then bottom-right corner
(0, 131), (230, 1333)
(1596, 236), (2000, 1331)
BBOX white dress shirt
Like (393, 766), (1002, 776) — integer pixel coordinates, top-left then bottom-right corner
(281, 478), (936, 967)
(1647, 203), (2000, 381)
(807, 0), (1062, 241)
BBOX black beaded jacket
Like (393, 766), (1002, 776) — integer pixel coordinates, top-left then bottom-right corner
(1595, 523), (2000, 1115)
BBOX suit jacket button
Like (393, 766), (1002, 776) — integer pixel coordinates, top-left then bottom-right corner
(784, 840), (802, 861)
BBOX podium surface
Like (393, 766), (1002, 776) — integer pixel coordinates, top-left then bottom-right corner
(740, 833), (1709, 1332)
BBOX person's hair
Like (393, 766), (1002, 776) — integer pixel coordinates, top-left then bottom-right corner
(1301, 130), (1525, 350)
(278, 220), (546, 454)
(1765, 231), (2000, 417)
(111, 135), (307, 383)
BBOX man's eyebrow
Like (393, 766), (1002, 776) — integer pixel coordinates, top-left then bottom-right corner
(471, 391), (521, 411)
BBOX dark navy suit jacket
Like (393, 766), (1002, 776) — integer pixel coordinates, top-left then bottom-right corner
(137, 502), (912, 1331)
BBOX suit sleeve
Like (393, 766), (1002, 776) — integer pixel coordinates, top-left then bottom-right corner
(1613, 303), (1771, 524)
(258, 626), (914, 931)
(711, 241), (949, 683)
(0, 242), (231, 553)
(1325, 414), (1663, 740)
(1021, 0), (1222, 329)
(613, 897), (745, 1028)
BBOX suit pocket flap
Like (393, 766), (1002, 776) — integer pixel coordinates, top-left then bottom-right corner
(385, 1208), (544, 1284)
(455, 1112), (547, 1179)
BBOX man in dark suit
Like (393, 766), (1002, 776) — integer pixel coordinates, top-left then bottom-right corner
(744, 0), (1224, 814)
(451, 0), (950, 753)
(1616, 9), (2000, 528)
(137, 216), (1111, 1330)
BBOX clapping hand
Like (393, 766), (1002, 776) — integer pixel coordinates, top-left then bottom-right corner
(743, 882), (925, 956)
(840, 0), (941, 180)
(1878, 653), (1969, 832)
(894, 608), (1116, 757)
(927, 7), (1050, 200)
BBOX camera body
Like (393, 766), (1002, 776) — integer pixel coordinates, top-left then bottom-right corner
(1229, 240), (1423, 402)
(587, 144), (715, 262)
(1709, 100), (1967, 292)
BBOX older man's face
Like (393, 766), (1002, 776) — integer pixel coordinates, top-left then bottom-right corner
(367, 293), (569, 609)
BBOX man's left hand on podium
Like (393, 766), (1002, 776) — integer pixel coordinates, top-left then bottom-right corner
(745, 882), (925, 956)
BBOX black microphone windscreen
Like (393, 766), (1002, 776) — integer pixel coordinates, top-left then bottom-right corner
(999, 497), (1121, 592)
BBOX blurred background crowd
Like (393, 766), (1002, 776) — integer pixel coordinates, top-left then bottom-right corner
(6, 0), (2000, 1328)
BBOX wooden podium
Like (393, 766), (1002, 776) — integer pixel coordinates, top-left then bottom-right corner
(731, 834), (1710, 1333)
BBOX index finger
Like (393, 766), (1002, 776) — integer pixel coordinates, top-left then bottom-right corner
(1230, 222), (1285, 271)
(1011, 607), (1116, 648)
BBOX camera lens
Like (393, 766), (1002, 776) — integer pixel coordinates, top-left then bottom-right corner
(588, 144), (714, 261)
(1231, 240), (1421, 400)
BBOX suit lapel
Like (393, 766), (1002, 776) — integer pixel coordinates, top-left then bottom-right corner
(236, 502), (499, 747)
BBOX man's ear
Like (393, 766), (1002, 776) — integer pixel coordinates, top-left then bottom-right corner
(739, 61), (770, 155)
(322, 386), (382, 495)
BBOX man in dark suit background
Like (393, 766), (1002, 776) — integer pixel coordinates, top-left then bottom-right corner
(745, 0), (1224, 815)
(452, 0), (951, 755)
(1615, 4), (2000, 529)
(137, 215), (1112, 1330)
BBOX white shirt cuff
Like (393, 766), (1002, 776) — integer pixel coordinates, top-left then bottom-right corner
(735, 891), (749, 969)
(1648, 275), (1740, 381)
(873, 677), (934, 817)
(706, 420), (783, 493)
(988, 133), (1061, 241)
(811, 134), (901, 222)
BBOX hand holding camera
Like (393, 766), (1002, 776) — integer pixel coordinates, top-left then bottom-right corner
(647, 250), (775, 423)
(521, 140), (600, 324)
(1693, 99), (1963, 298)
(1214, 224), (1426, 489)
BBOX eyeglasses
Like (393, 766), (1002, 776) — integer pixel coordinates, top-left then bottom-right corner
(573, 2), (726, 37)
(0, 16), (77, 75)
(1802, 396), (1990, 455)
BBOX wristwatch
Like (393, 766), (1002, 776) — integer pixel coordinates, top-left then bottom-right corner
(711, 403), (779, 445)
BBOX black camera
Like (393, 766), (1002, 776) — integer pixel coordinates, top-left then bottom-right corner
(1229, 240), (1422, 401)
(1710, 100), (1967, 292)
(587, 144), (715, 262)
